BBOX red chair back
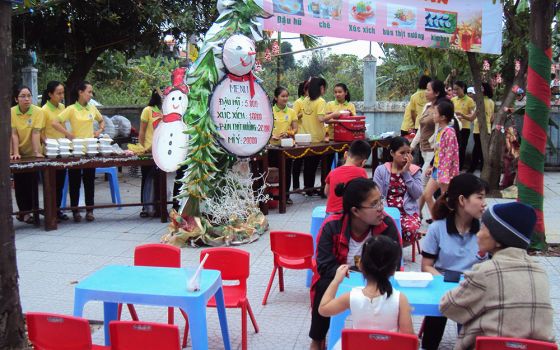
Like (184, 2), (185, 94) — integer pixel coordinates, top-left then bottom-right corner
(341, 329), (419, 350)
(476, 336), (558, 350)
(26, 312), (93, 350)
(109, 321), (181, 350)
(270, 230), (314, 262)
(134, 243), (181, 268)
(200, 247), (249, 285)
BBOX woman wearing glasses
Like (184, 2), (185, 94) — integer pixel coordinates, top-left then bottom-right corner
(309, 178), (401, 350)
(10, 86), (45, 224)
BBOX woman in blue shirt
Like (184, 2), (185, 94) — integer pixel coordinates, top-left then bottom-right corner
(420, 173), (489, 350)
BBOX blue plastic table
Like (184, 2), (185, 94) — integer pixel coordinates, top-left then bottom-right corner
(327, 272), (459, 349)
(73, 265), (231, 349)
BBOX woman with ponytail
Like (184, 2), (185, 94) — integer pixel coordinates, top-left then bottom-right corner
(319, 235), (414, 350)
(308, 178), (401, 350)
(420, 173), (489, 350)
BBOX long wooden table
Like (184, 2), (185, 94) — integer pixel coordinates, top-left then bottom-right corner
(10, 156), (168, 231)
(266, 139), (391, 213)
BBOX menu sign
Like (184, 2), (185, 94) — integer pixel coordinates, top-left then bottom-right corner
(261, 0), (503, 54)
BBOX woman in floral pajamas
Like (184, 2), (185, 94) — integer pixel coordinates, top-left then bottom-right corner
(422, 100), (460, 219)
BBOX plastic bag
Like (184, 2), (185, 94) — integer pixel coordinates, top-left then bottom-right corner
(111, 115), (132, 137)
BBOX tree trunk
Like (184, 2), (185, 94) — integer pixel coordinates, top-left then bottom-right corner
(466, 52), (488, 168)
(64, 48), (105, 104)
(481, 61), (528, 190)
(0, 4), (27, 349)
(521, 0), (556, 250)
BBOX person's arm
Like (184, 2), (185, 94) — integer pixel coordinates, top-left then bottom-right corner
(11, 129), (20, 160)
(316, 99), (330, 123)
(462, 99), (477, 122)
(139, 121), (148, 147)
(373, 165), (385, 190)
(421, 256), (441, 276)
(94, 117), (105, 137)
(420, 226), (442, 275)
(318, 264), (351, 317)
(398, 293), (414, 334)
(31, 130), (44, 158)
(316, 221), (341, 280)
(402, 165), (423, 200)
(290, 119), (298, 135)
(52, 119), (74, 140)
(435, 129), (457, 185)
(349, 103), (356, 116)
(440, 265), (488, 324)
(410, 126), (421, 149)
(324, 183), (330, 196)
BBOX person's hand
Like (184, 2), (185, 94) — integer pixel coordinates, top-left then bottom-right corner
(67, 134), (75, 140)
(333, 264), (350, 283)
(271, 135), (280, 141)
(425, 166), (433, 177)
(401, 154), (413, 174)
(94, 130), (102, 138)
(10, 154), (21, 160)
(455, 112), (464, 119)
(34, 152), (45, 158)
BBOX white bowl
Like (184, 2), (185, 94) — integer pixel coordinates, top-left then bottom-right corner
(57, 138), (72, 145)
(45, 139), (59, 146)
(394, 272), (433, 288)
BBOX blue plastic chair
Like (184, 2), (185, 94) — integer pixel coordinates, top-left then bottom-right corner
(61, 167), (121, 209)
(307, 206), (403, 287)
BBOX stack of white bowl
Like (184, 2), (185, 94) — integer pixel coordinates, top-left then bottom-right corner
(85, 138), (99, 157)
(45, 139), (59, 159)
(58, 138), (72, 158)
(72, 138), (85, 158)
(99, 137), (113, 156)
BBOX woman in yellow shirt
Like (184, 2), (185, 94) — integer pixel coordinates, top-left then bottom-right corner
(11, 86), (44, 224)
(139, 89), (162, 217)
(451, 81), (476, 170)
(302, 77), (330, 196)
(292, 81), (308, 191)
(41, 81), (69, 222)
(468, 83), (495, 173)
(53, 81), (105, 223)
(270, 86), (298, 204)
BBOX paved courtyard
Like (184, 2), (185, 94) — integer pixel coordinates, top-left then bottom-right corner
(12, 169), (560, 349)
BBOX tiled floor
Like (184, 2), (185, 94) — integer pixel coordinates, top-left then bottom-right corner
(12, 170), (560, 349)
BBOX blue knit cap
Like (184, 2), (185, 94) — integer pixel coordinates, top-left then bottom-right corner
(482, 202), (536, 249)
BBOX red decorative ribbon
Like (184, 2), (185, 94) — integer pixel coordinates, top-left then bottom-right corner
(163, 84), (189, 96)
(227, 72), (256, 98)
(153, 112), (182, 129)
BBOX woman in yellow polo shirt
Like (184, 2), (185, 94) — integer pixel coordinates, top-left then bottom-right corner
(41, 81), (69, 222)
(270, 86), (298, 204)
(468, 83), (495, 173)
(52, 81), (105, 223)
(292, 80), (308, 191)
(10, 86), (44, 224)
(139, 89), (162, 217)
(451, 80), (476, 170)
(302, 77), (331, 196)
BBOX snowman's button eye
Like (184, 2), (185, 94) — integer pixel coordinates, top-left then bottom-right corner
(237, 46), (242, 50)
(170, 133), (173, 137)
(168, 150), (172, 155)
(178, 96), (182, 100)
(169, 141), (172, 146)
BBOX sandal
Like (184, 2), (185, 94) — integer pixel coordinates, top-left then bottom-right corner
(24, 214), (35, 224)
(16, 214), (25, 222)
(85, 211), (95, 222)
(139, 211), (150, 218)
(73, 211), (82, 223)
(286, 198), (293, 205)
(57, 211), (69, 221)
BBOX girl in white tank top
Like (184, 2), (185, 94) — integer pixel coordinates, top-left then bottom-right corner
(317, 235), (414, 349)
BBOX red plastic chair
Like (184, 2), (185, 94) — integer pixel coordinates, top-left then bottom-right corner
(341, 329), (419, 350)
(187, 247), (259, 350)
(26, 312), (109, 350)
(476, 336), (558, 350)
(262, 231), (314, 305)
(117, 243), (189, 348)
(109, 320), (181, 350)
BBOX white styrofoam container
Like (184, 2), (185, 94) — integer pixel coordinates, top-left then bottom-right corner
(45, 139), (59, 146)
(45, 146), (59, 153)
(280, 138), (294, 147)
(295, 134), (312, 144)
(394, 271), (433, 288)
(57, 138), (72, 145)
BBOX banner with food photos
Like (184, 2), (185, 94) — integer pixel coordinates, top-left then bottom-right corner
(261, 0), (503, 54)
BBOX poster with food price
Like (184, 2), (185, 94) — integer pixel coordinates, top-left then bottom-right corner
(210, 77), (273, 157)
(261, 0), (502, 55)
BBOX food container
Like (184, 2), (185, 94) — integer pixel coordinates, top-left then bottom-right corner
(99, 138), (112, 146)
(72, 138), (85, 147)
(59, 152), (72, 158)
(45, 153), (58, 159)
(280, 138), (294, 147)
(99, 150), (113, 156)
(295, 134), (312, 145)
(86, 151), (99, 157)
(73, 145), (85, 153)
(87, 144), (99, 151)
(333, 115), (366, 142)
(45, 146), (59, 153)
(45, 139), (59, 146)
(85, 138), (98, 145)
(394, 271), (433, 288)
(72, 151), (84, 158)
(58, 138), (72, 146)
(339, 110), (351, 118)
(58, 145), (71, 152)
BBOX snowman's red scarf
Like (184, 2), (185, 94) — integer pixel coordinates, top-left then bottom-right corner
(227, 72), (256, 98)
(152, 112), (182, 129)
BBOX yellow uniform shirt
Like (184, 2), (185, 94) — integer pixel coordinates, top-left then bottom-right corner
(140, 105), (162, 151)
(293, 97), (305, 133)
(473, 97), (495, 134)
(11, 105), (44, 157)
(325, 100), (357, 139)
(302, 97), (327, 143)
(58, 102), (103, 139)
(271, 105), (297, 145)
(400, 89), (427, 130)
(452, 95), (476, 130)
(41, 101), (66, 139)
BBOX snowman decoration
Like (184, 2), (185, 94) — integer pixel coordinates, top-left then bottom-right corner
(152, 67), (190, 172)
(209, 34), (273, 157)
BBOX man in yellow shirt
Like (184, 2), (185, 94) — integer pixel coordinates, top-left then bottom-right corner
(451, 81), (476, 170)
(402, 75), (430, 135)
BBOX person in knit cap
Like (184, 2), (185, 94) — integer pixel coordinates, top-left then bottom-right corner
(440, 202), (555, 350)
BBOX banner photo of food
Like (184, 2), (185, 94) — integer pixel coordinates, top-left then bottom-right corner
(261, 0), (502, 55)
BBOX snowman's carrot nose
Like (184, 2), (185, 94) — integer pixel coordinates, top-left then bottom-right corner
(248, 51), (256, 56)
